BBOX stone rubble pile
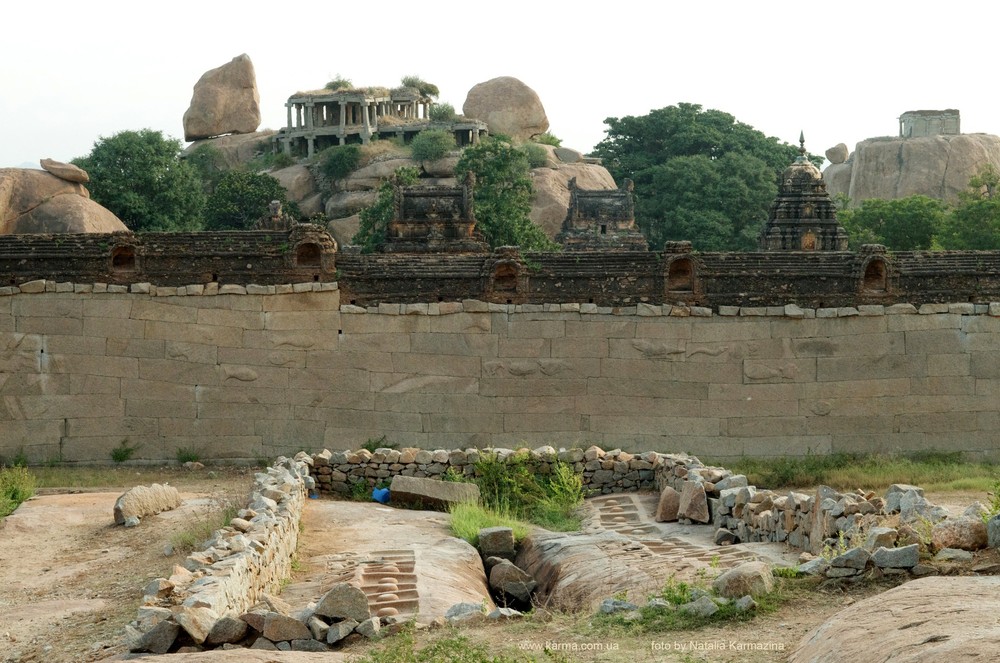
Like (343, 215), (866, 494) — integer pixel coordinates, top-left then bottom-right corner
(128, 456), (311, 654)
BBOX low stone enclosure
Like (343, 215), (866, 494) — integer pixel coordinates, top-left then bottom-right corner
(125, 447), (999, 654)
(3, 281), (1000, 464)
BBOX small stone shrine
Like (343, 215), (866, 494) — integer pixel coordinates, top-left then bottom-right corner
(760, 133), (849, 251)
(556, 178), (648, 251)
(383, 172), (489, 253)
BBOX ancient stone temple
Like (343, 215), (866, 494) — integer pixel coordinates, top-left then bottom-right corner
(383, 173), (489, 253)
(899, 109), (960, 138)
(760, 134), (849, 251)
(275, 86), (488, 157)
(556, 178), (648, 251)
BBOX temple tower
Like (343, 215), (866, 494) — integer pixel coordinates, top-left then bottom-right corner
(760, 133), (849, 251)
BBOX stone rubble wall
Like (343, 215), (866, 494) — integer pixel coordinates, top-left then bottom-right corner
(3, 281), (1000, 463)
(309, 445), (705, 496)
(129, 456), (311, 648)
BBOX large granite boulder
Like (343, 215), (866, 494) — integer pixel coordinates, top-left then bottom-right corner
(789, 576), (1000, 662)
(824, 143), (849, 165)
(824, 133), (1000, 204)
(327, 214), (361, 248)
(0, 167), (127, 234)
(183, 54), (261, 141)
(40, 158), (89, 183)
(463, 76), (549, 142)
(529, 163), (617, 238)
(271, 164), (316, 204)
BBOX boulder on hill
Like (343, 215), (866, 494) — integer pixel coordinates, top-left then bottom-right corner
(530, 162), (617, 238)
(183, 54), (261, 141)
(824, 143), (849, 165)
(0, 167), (127, 234)
(824, 133), (1000, 204)
(463, 76), (549, 142)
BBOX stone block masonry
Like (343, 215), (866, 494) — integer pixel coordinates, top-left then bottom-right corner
(2, 281), (1000, 464)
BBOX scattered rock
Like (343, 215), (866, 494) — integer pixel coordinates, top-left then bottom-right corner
(291, 638), (329, 652)
(355, 616), (380, 638)
(797, 558), (829, 576)
(712, 561), (774, 598)
(863, 527), (897, 551)
(713, 528), (738, 546)
(262, 612), (311, 642)
(488, 559), (537, 604)
(487, 607), (523, 619)
(326, 619), (358, 644)
(679, 595), (718, 618)
(931, 517), (988, 551)
(205, 616), (248, 646)
(174, 606), (219, 645)
(445, 602), (486, 624)
(988, 515), (1000, 548)
(598, 598), (637, 614)
(872, 544), (919, 569)
(934, 547), (974, 563)
(734, 595), (757, 611)
(314, 582), (371, 622)
(479, 527), (516, 561)
(830, 547), (871, 570)
(134, 619), (179, 654)
(183, 53), (261, 141)
(678, 481), (710, 523)
(654, 486), (680, 522)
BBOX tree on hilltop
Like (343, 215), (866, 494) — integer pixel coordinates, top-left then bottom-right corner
(72, 129), (205, 232)
(591, 103), (819, 250)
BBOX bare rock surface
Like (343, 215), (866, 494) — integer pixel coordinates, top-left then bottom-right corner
(932, 516), (988, 551)
(824, 143), (849, 164)
(113, 483), (182, 525)
(711, 560), (774, 598)
(271, 164), (317, 204)
(789, 576), (1000, 662)
(824, 133), (1000, 204)
(183, 53), (261, 141)
(184, 131), (276, 169)
(0, 168), (127, 234)
(463, 76), (549, 142)
(326, 214), (360, 248)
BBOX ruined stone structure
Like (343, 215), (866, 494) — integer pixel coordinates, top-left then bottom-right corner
(383, 173), (488, 254)
(899, 109), (960, 138)
(275, 87), (488, 157)
(760, 134), (849, 252)
(556, 178), (648, 251)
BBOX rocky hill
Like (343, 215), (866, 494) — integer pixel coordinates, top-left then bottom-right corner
(824, 133), (1000, 204)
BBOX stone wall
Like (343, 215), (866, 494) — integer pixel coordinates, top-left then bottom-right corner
(2, 282), (1000, 464)
(310, 445), (703, 496)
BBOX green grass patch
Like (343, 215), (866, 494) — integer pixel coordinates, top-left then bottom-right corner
(354, 627), (562, 663)
(472, 451), (584, 532)
(0, 465), (36, 518)
(449, 502), (530, 546)
(716, 451), (999, 493)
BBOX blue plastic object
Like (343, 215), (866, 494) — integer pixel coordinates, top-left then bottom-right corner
(372, 487), (390, 504)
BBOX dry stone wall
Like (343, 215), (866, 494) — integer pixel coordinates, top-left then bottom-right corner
(2, 282), (1000, 464)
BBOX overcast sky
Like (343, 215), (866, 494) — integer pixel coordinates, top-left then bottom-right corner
(3, 1), (999, 170)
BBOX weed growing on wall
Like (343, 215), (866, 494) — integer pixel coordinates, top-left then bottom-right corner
(110, 439), (139, 464)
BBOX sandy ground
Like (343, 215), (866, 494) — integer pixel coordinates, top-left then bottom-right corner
(0, 479), (993, 663)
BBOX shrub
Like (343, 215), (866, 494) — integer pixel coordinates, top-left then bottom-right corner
(319, 144), (361, 180)
(471, 451), (583, 531)
(429, 103), (458, 122)
(400, 75), (440, 98)
(520, 142), (548, 168)
(410, 129), (455, 162)
(534, 132), (562, 147)
(0, 465), (36, 518)
(204, 170), (296, 230)
(449, 502), (530, 547)
(110, 439), (139, 464)
(176, 447), (201, 464)
(325, 75), (352, 91)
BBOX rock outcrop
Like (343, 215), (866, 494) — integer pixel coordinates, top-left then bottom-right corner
(0, 167), (127, 234)
(184, 131), (276, 169)
(789, 576), (1000, 662)
(183, 54), (261, 141)
(824, 133), (1000, 204)
(463, 77), (548, 142)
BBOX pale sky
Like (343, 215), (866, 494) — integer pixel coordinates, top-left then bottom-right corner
(3, 1), (999, 169)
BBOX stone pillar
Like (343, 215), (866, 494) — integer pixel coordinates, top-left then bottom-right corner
(339, 103), (347, 136)
(286, 103), (292, 131)
(305, 102), (314, 131)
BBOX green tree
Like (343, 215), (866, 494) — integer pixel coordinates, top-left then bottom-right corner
(455, 136), (556, 250)
(591, 103), (815, 250)
(72, 129), (205, 232)
(838, 196), (945, 250)
(938, 166), (1000, 249)
(352, 166), (421, 253)
(204, 170), (294, 230)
